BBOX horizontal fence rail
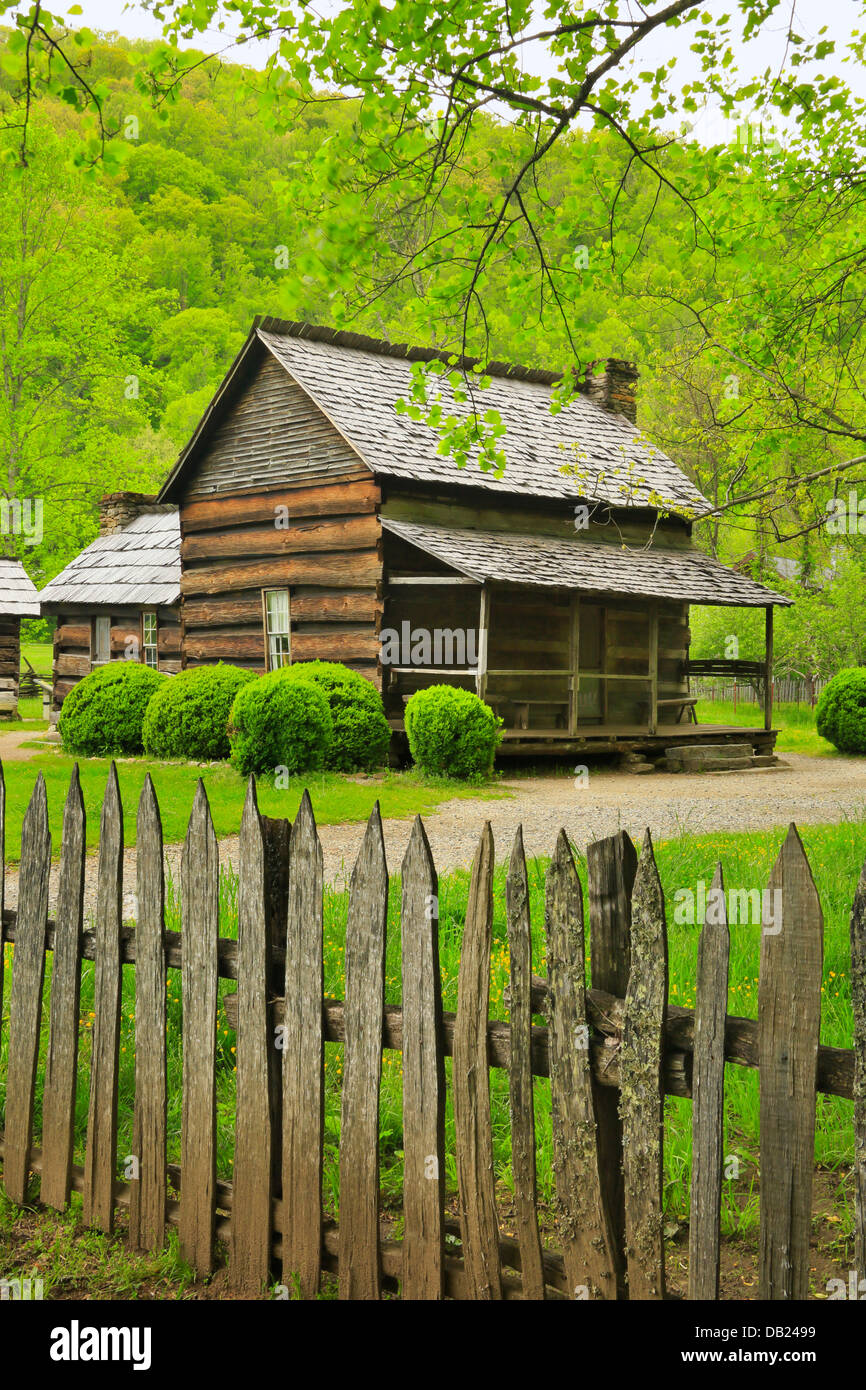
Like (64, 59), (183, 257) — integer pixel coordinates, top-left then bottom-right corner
(693, 676), (827, 707)
(0, 763), (863, 1300)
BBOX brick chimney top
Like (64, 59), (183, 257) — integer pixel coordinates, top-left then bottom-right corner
(98, 492), (158, 536)
(581, 358), (639, 424)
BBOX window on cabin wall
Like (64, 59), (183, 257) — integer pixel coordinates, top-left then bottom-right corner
(92, 615), (111, 665)
(142, 611), (158, 668)
(263, 589), (291, 670)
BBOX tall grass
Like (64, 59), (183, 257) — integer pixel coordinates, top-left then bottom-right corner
(694, 697), (837, 756)
(2, 817), (863, 1247)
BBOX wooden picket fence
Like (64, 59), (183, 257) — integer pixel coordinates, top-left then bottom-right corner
(0, 762), (865, 1300)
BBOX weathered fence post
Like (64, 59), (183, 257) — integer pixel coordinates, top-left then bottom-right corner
(453, 822), (501, 1299)
(130, 775), (167, 1251)
(180, 780), (219, 1276)
(546, 829), (616, 1300)
(851, 856), (866, 1285)
(505, 826), (545, 1300)
(83, 763), (123, 1233)
(759, 823), (823, 1300)
(689, 862), (729, 1301)
(587, 829), (637, 1298)
(4, 774), (50, 1205)
(41, 766), (86, 1212)
(620, 828), (667, 1300)
(230, 777), (272, 1293)
(400, 815), (446, 1300)
(0, 759), (5, 1028)
(261, 813), (290, 1198)
(339, 802), (388, 1300)
(281, 789), (324, 1299)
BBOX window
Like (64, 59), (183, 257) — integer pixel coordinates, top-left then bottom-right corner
(93, 615), (111, 665)
(142, 612), (158, 668)
(264, 589), (291, 670)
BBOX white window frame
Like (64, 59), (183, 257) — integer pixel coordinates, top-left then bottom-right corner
(92, 615), (111, 666)
(142, 611), (158, 669)
(263, 588), (291, 670)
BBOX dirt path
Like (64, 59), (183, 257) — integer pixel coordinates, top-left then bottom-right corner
(4, 752), (865, 920)
(0, 730), (51, 762)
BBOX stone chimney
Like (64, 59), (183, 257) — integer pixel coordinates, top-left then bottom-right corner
(98, 492), (158, 536)
(582, 358), (639, 424)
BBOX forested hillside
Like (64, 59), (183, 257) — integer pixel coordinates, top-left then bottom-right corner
(1, 27), (863, 675)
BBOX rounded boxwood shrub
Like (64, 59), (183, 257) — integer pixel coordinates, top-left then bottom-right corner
(404, 685), (502, 779)
(58, 660), (167, 756)
(285, 661), (391, 771)
(142, 663), (256, 762)
(228, 668), (333, 776)
(815, 667), (866, 754)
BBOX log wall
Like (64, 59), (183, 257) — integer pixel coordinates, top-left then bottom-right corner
(177, 478), (383, 685)
(0, 616), (21, 717)
(50, 605), (182, 714)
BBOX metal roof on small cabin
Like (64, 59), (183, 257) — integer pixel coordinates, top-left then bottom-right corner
(0, 559), (40, 617)
(38, 509), (181, 610)
(381, 518), (793, 607)
(158, 317), (710, 516)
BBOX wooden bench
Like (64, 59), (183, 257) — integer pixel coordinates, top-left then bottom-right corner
(657, 695), (698, 724)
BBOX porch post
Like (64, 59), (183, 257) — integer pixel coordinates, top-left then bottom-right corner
(570, 596), (580, 734)
(476, 583), (490, 701)
(648, 606), (659, 735)
(764, 605), (774, 731)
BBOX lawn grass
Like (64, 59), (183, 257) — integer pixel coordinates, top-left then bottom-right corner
(1, 815), (862, 1292)
(0, 751), (508, 860)
(20, 643), (52, 678)
(694, 696), (839, 757)
(0, 695), (49, 733)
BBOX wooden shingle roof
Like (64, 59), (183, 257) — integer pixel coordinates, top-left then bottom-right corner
(39, 509), (180, 610)
(159, 317), (710, 516)
(0, 558), (40, 617)
(381, 518), (793, 607)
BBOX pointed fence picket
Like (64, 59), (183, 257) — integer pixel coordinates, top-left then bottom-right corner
(40, 768), (85, 1212)
(179, 781), (219, 1276)
(0, 761), (864, 1300)
(688, 864), (729, 1301)
(82, 763), (123, 1234)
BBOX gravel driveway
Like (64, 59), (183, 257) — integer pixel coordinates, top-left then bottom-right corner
(5, 752), (865, 921)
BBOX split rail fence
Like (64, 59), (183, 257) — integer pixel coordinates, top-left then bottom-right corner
(0, 763), (864, 1299)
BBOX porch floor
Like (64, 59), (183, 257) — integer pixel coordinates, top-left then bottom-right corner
(388, 719), (778, 758)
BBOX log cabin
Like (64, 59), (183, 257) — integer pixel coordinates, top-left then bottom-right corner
(0, 559), (40, 718)
(155, 316), (791, 759)
(40, 494), (181, 719)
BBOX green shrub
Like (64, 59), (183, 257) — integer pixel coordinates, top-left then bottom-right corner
(404, 685), (502, 779)
(58, 661), (167, 756)
(285, 661), (391, 771)
(142, 664), (256, 761)
(815, 667), (866, 754)
(228, 668), (333, 776)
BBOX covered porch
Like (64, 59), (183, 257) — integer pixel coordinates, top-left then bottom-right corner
(380, 518), (792, 758)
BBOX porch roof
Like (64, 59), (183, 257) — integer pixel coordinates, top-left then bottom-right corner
(381, 518), (792, 607)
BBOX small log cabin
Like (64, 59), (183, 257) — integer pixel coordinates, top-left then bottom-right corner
(0, 559), (40, 718)
(39, 494), (182, 719)
(153, 316), (790, 758)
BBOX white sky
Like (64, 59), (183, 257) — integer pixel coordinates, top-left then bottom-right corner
(67, 0), (866, 143)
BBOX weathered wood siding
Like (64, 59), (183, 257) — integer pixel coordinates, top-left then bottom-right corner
(186, 349), (370, 498)
(50, 605), (182, 714)
(175, 350), (383, 683)
(0, 616), (21, 716)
